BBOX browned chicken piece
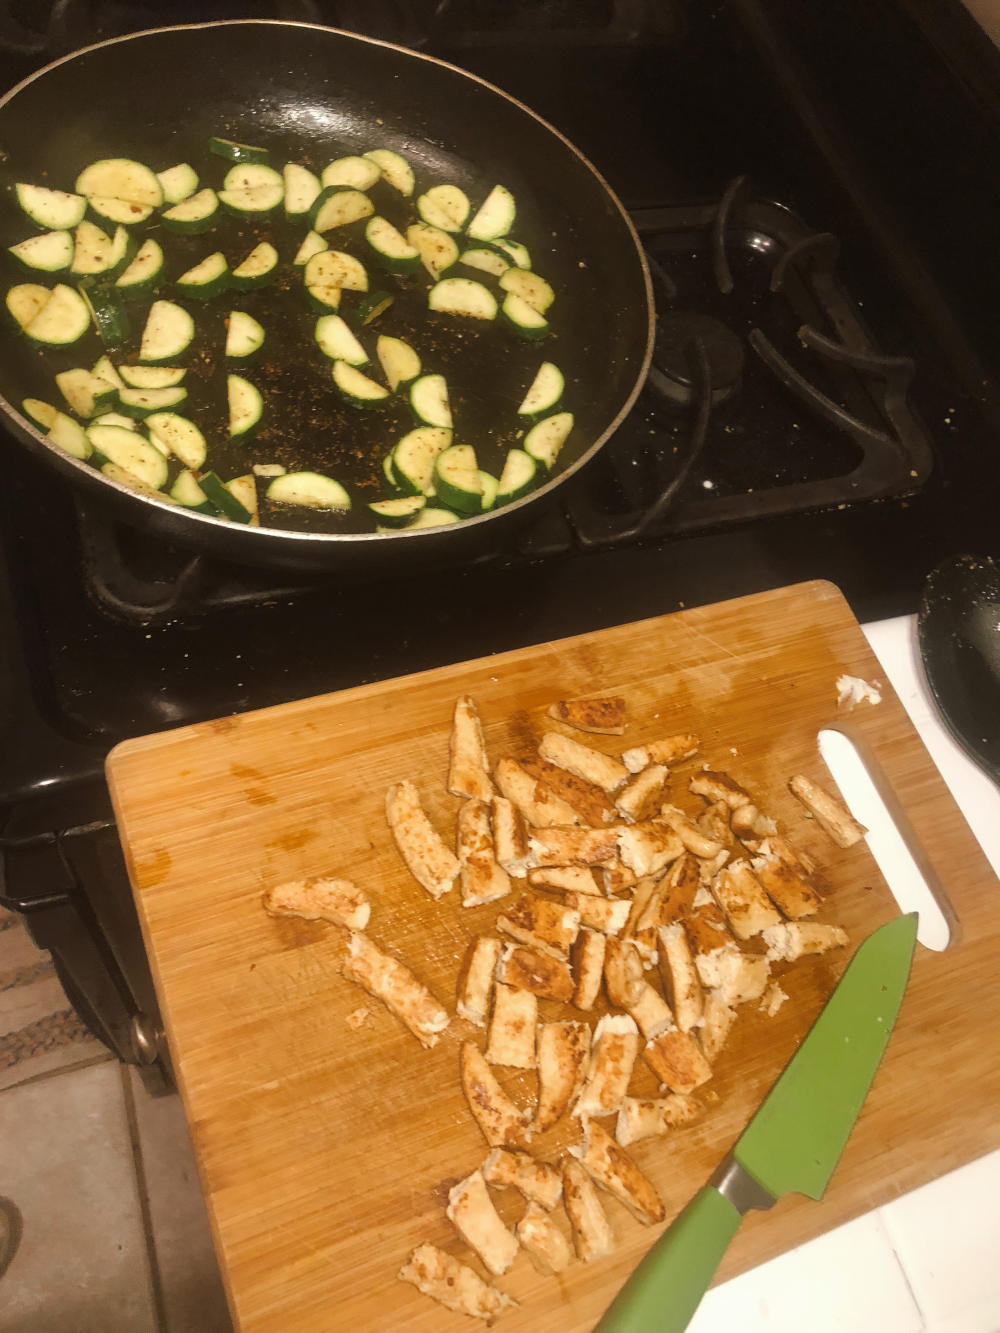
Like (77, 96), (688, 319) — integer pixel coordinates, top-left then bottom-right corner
(615, 764), (670, 822)
(527, 865), (603, 896)
(570, 1119), (665, 1225)
(657, 922), (704, 1033)
(566, 892), (630, 936)
(520, 754), (616, 826)
(490, 795), (533, 878)
(657, 853), (702, 926)
(603, 937), (647, 1009)
(622, 734), (699, 773)
(494, 757), (581, 828)
(618, 822), (685, 877)
(643, 1028), (713, 1095)
(262, 876), (370, 930)
(762, 921), (849, 961)
(446, 1169), (520, 1276)
(684, 897), (736, 965)
(535, 1020), (591, 1132)
(697, 848), (732, 886)
(730, 802), (778, 850)
(516, 1203), (574, 1275)
(710, 859), (783, 940)
(625, 875), (667, 951)
(539, 731), (630, 794)
(496, 892), (581, 958)
(698, 800), (733, 846)
(615, 1094), (701, 1147)
(689, 769), (752, 810)
(658, 804), (726, 859)
(528, 826), (622, 868)
(498, 943), (575, 1002)
(698, 991), (737, 1063)
(385, 780), (460, 899)
(602, 859), (641, 894)
(457, 935), (502, 1027)
(571, 929), (607, 1011)
(448, 695), (494, 801)
(398, 1243), (515, 1321)
(344, 932), (449, 1049)
(562, 1158), (614, 1262)
(575, 1014), (641, 1117)
(486, 983), (538, 1069)
(751, 836), (822, 918)
(704, 950), (771, 1008)
(460, 1042), (530, 1147)
(548, 695), (628, 735)
(483, 1148), (563, 1210)
(788, 774), (867, 847)
(626, 982), (674, 1041)
(457, 798), (511, 908)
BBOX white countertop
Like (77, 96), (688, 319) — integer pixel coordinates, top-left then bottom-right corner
(689, 614), (1000, 1333)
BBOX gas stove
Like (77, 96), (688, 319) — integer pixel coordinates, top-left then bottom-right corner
(1, 0), (998, 1076)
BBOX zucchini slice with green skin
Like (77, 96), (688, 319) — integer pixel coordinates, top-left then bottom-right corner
(86, 424), (168, 489)
(75, 159), (163, 210)
(56, 367), (117, 417)
(501, 291), (549, 339)
(381, 451), (400, 490)
(198, 471), (253, 522)
(16, 183), (86, 231)
(267, 472), (351, 510)
(321, 156), (381, 192)
(209, 136), (269, 164)
(434, 443), (483, 513)
(79, 284), (129, 346)
(47, 411), (91, 459)
(160, 188), (219, 234)
(467, 185), (516, 242)
(101, 461), (177, 498)
(428, 277), (498, 321)
(170, 468), (214, 512)
(391, 426), (452, 495)
(176, 251), (229, 300)
(9, 230), (73, 273)
(116, 385), (189, 418)
(226, 310), (265, 359)
(139, 300), (195, 364)
(365, 216), (420, 273)
(156, 163), (199, 205)
(227, 474), (259, 525)
(304, 250), (368, 292)
(368, 494), (426, 526)
(6, 283), (50, 330)
(114, 238), (164, 295)
(496, 448), (539, 505)
(293, 230), (328, 266)
(518, 361), (564, 417)
(92, 411), (137, 431)
(500, 267), (554, 313)
(404, 506), (461, 529)
(376, 334), (421, 391)
(314, 314), (368, 365)
(22, 398), (60, 429)
(494, 238), (532, 269)
(283, 163), (322, 219)
(92, 355), (125, 389)
(352, 291), (394, 327)
(311, 188), (374, 233)
(252, 463), (286, 478)
(409, 373), (452, 428)
(87, 195), (155, 226)
(25, 286), (91, 346)
(478, 471), (499, 512)
(231, 242), (279, 291)
(306, 285), (342, 313)
(406, 223), (458, 280)
(228, 374), (264, 438)
(416, 184), (470, 233)
(459, 247), (509, 278)
(524, 411), (574, 468)
(145, 412), (206, 469)
(70, 221), (131, 277)
(331, 360), (389, 406)
(363, 149), (414, 197)
(219, 163), (284, 216)
(118, 364), (185, 389)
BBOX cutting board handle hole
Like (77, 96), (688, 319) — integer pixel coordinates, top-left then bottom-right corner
(817, 728), (955, 951)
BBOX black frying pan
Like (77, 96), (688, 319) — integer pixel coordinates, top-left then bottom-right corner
(0, 20), (653, 571)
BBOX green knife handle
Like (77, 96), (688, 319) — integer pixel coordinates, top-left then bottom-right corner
(592, 1186), (742, 1333)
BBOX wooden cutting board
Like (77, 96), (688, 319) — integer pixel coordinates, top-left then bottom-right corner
(106, 580), (1000, 1333)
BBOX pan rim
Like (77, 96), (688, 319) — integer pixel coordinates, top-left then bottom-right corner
(0, 18), (655, 546)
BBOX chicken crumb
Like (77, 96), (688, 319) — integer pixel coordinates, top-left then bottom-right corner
(836, 674), (882, 709)
(346, 1006), (372, 1030)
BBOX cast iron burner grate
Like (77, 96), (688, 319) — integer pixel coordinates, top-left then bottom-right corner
(76, 179), (934, 624)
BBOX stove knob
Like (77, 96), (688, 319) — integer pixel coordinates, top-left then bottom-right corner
(130, 1012), (164, 1065)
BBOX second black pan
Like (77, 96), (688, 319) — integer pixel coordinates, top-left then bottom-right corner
(0, 20), (653, 571)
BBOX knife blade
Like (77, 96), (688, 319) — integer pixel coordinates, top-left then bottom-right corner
(593, 912), (918, 1333)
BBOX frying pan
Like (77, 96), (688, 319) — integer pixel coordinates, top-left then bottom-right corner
(0, 20), (653, 572)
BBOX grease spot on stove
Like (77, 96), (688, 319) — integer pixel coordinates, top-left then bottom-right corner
(137, 847), (172, 887)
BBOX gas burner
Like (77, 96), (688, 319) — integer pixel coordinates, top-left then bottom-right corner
(649, 311), (745, 406)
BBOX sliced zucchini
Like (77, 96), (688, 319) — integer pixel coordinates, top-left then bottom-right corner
(176, 251), (229, 300)
(47, 411), (91, 459)
(304, 250), (368, 292)
(283, 162), (322, 219)
(75, 159), (162, 217)
(86, 424), (168, 489)
(376, 335), (420, 391)
(496, 448), (538, 505)
(365, 216), (420, 273)
(459, 247), (509, 278)
(170, 468), (213, 512)
(406, 223), (459, 280)
(22, 398), (60, 429)
(87, 195), (155, 226)
(92, 355), (125, 389)
(145, 412), (206, 468)
(434, 443), (483, 513)
(219, 163), (283, 215)
(305, 285), (342, 313)
(118, 364), (185, 389)
(160, 188), (219, 234)
(363, 149), (414, 197)
(293, 230), (328, 266)
(227, 474), (259, 525)
(92, 411), (137, 431)
(524, 411), (574, 468)
(79, 284), (129, 346)
(494, 238), (532, 270)
(251, 463), (286, 478)
(518, 361), (564, 417)
(478, 470), (499, 512)
(228, 374), (264, 437)
(501, 291), (549, 339)
(114, 238), (164, 295)
(139, 300), (195, 364)
(409, 373), (452, 428)
(352, 291), (394, 326)
(315, 315), (367, 365)
(267, 471), (351, 510)
(226, 310), (265, 360)
(231, 241), (278, 291)
(25, 285), (91, 346)
(428, 277), (498, 321)
(331, 360), (389, 406)
(70, 221), (131, 277)
(116, 385), (188, 418)
(417, 184), (470, 233)
(311, 188), (374, 233)
(6, 283), (50, 330)
(9, 230), (73, 273)
(381, 451), (401, 491)
(368, 494), (426, 526)
(101, 462), (177, 498)
(391, 426), (452, 495)
(198, 471), (253, 522)
(321, 156), (381, 192)
(156, 163), (199, 205)
(209, 136), (268, 164)
(467, 185), (516, 242)
(405, 506), (461, 528)
(500, 267), (554, 314)
(16, 183), (86, 231)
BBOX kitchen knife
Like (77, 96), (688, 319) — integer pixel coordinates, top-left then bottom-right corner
(593, 911), (919, 1333)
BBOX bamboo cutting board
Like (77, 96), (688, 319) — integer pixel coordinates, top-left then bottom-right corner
(106, 580), (1000, 1333)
